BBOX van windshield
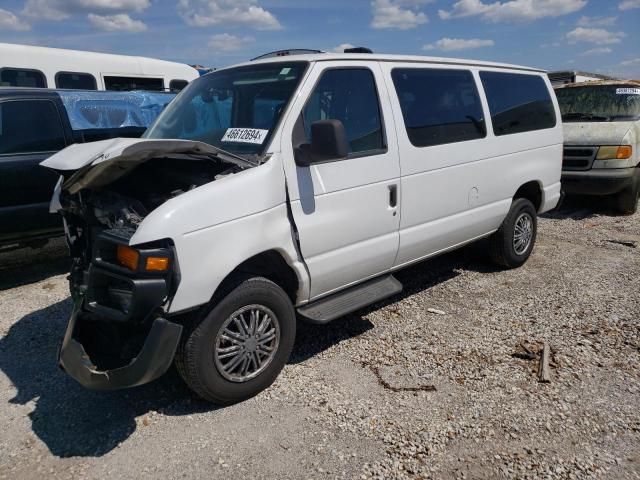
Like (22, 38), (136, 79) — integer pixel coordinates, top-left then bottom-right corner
(555, 85), (640, 122)
(144, 62), (308, 158)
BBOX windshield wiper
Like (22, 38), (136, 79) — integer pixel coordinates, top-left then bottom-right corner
(209, 146), (259, 168)
(562, 112), (611, 122)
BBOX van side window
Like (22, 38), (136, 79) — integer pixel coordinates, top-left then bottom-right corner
(0, 68), (47, 88)
(0, 100), (66, 155)
(56, 72), (97, 90)
(170, 80), (189, 92)
(104, 76), (164, 92)
(391, 68), (486, 148)
(480, 72), (556, 136)
(303, 68), (384, 154)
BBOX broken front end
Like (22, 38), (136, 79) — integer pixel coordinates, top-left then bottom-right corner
(45, 138), (251, 389)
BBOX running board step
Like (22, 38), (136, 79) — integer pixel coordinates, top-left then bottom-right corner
(297, 275), (403, 324)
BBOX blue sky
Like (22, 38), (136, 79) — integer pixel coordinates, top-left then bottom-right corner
(0, 0), (638, 78)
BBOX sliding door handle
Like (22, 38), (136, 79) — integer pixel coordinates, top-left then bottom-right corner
(388, 184), (398, 208)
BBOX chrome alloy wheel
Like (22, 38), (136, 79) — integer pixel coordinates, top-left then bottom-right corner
(513, 212), (534, 255)
(213, 305), (280, 383)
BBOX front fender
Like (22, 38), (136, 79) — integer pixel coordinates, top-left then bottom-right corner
(129, 156), (309, 312)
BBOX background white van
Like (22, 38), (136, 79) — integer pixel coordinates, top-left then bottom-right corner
(0, 43), (199, 92)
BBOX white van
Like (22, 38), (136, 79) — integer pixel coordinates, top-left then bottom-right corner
(43, 52), (562, 403)
(0, 43), (199, 92)
(555, 81), (640, 214)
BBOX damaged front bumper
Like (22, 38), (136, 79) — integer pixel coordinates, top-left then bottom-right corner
(59, 229), (183, 390)
(59, 301), (182, 390)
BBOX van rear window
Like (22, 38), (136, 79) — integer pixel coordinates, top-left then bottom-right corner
(56, 72), (97, 90)
(480, 72), (556, 136)
(0, 68), (47, 88)
(391, 68), (486, 148)
(104, 76), (164, 92)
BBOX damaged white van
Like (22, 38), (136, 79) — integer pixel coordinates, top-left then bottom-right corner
(43, 52), (562, 404)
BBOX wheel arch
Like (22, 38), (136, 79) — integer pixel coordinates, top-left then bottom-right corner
(213, 249), (301, 305)
(514, 180), (543, 212)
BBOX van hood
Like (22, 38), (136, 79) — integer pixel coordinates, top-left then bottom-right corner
(563, 121), (634, 146)
(41, 137), (256, 194)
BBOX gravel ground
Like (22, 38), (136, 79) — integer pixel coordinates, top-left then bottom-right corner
(0, 197), (638, 479)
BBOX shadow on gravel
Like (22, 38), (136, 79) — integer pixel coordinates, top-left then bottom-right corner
(291, 245), (486, 364)
(541, 194), (623, 220)
(0, 239), (70, 290)
(0, 298), (214, 458)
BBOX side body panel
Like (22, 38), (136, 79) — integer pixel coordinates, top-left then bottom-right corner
(278, 61), (402, 300)
(379, 63), (563, 268)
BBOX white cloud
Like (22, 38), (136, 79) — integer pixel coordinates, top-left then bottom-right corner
(566, 27), (625, 45)
(208, 33), (254, 52)
(332, 43), (355, 53)
(619, 0), (640, 10)
(371, 0), (429, 30)
(580, 47), (612, 56)
(439, 0), (586, 23)
(88, 13), (147, 32)
(620, 58), (640, 66)
(0, 8), (30, 30)
(178, 0), (282, 30)
(23, 0), (150, 20)
(576, 15), (616, 27)
(423, 37), (495, 51)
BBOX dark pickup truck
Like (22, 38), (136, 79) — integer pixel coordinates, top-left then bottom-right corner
(0, 88), (175, 248)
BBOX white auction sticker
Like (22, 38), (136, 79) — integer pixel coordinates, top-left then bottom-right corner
(616, 88), (640, 95)
(221, 128), (269, 144)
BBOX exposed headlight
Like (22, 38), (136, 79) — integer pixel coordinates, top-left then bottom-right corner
(116, 244), (171, 272)
(596, 145), (632, 160)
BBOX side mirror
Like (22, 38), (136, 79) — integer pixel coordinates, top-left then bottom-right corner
(295, 119), (349, 166)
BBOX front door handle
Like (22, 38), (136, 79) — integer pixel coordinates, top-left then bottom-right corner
(388, 184), (398, 208)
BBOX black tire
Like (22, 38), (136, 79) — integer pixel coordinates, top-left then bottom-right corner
(175, 276), (296, 405)
(488, 198), (537, 269)
(616, 175), (639, 215)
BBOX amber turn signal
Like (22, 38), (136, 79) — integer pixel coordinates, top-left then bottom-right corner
(145, 256), (170, 272)
(116, 245), (140, 271)
(615, 145), (633, 159)
(596, 145), (632, 160)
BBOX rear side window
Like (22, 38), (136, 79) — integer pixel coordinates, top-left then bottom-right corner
(0, 100), (66, 154)
(480, 72), (556, 136)
(104, 76), (164, 92)
(303, 68), (384, 154)
(0, 68), (47, 88)
(391, 68), (486, 147)
(56, 72), (97, 90)
(169, 79), (189, 92)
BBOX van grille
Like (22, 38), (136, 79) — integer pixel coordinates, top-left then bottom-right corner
(562, 146), (597, 171)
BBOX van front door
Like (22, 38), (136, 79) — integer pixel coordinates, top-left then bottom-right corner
(281, 62), (401, 300)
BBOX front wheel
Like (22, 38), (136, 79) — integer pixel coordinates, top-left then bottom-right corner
(175, 276), (296, 405)
(488, 198), (537, 269)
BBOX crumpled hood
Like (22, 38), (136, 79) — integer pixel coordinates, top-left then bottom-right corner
(563, 121), (634, 146)
(41, 137), (254, 194)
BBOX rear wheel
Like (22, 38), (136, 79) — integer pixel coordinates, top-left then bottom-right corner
(175, 276), (296, 404)
(488, 198), (537, 269)
(616, 175), (639, 215)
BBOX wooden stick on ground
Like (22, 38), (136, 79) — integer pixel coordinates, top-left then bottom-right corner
(538, 342), (551, 383)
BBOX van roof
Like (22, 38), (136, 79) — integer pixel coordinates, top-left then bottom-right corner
(555, 79), (640, 89)
(238, 52), (546, 74)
